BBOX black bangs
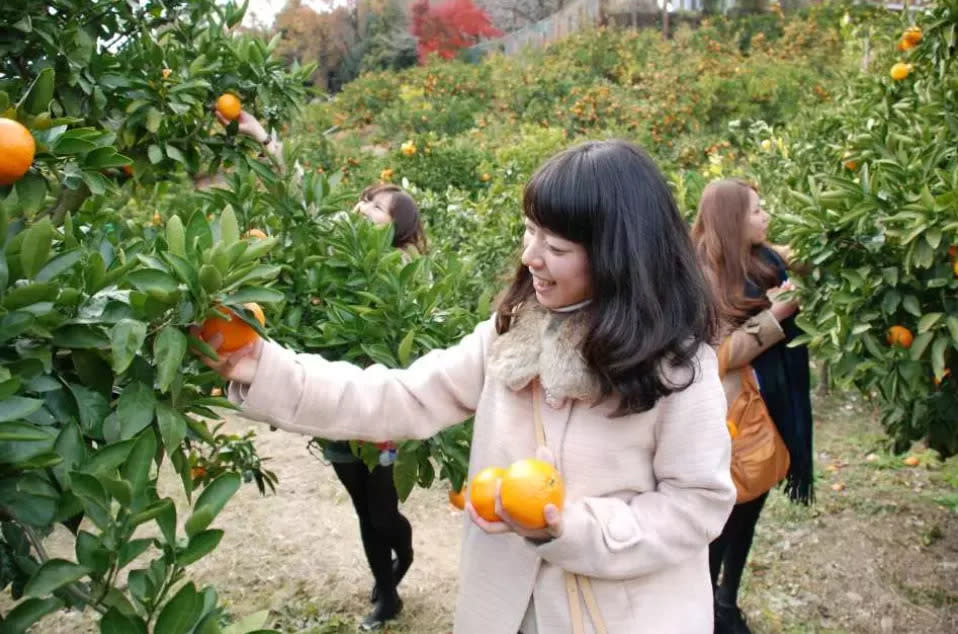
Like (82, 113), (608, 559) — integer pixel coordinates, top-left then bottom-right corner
(523, 144), (600, 247)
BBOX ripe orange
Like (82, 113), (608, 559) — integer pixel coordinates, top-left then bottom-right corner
(216, 93), (242, 121)
(245, 228), (267, 240)
(953, 260), (958, 278)
(0, 118), (36, 186)
(902, 455), (919, 467)
(948, 245), (957, 259)
(889, 63), (912, 81)
(151, 212), (162, 226)
(886, 325), (914, 349)
(500, 458), (564, 530)
(902, 26), (922, 45)
(199, 303), (266, 353)
(162, 68), (172, 79)
(448, 486), (466, 510)
(122, 165), (134, 177)
(897, 38), (914, 52)
(468, 466), (505, 522)
(843, 159), (858, 171)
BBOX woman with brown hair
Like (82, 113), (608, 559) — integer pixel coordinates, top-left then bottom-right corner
(692, 178), (814, 634)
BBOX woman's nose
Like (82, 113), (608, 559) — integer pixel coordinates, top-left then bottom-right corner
(521, 242), (542, 268)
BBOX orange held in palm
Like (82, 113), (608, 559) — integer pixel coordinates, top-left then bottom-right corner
(886, 325), (914, 349)
(469, 466), (505, 522)
(448, 486), (466, 510)
(216, 93), (242, 121)
(200, 303), (266, 353)
(500, 458), (565, 530)
(0, 118), (36, 186)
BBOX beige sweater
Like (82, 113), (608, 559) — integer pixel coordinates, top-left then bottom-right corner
(230, 305), (735, 633)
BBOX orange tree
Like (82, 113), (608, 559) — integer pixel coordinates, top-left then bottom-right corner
(748, 2), (958, 455)
(0, 1), (315, 631)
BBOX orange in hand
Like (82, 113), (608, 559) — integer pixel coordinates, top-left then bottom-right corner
(216, 93), (242, 121)
(500, 458), (564, 530)
(200, 303), (266, 353)
(0, 118), (36, 186)
(469, 466), (505, 522)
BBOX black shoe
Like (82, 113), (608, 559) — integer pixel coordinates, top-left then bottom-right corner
(360, 594), (403, 631)
(714, 599), (751, 634)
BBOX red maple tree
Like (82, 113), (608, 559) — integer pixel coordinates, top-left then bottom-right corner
(409, 0), (502, 63)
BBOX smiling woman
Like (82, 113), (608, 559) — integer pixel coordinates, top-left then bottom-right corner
(195, 139), (735, 634)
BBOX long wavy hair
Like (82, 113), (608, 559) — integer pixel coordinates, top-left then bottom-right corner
(691, 179), (779, 327)
(360, 183), (428, 253)
(495, 140), (718, 416)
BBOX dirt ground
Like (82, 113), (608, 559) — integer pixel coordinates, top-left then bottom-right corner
(15, 392), (958, 633)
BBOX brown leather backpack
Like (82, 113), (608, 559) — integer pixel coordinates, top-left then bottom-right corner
(718, 339), (791, 504)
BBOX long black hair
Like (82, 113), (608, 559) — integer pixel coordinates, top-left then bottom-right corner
(496, 139), (717, 415)
(359, 183), (428, 253)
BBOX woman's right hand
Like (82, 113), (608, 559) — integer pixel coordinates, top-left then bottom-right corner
(768, 280), (799, 321)
(190, 328), (263, 385)
(214, 109), (269, 143)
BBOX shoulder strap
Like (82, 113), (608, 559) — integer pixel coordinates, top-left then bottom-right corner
(534, 380), (608, 634)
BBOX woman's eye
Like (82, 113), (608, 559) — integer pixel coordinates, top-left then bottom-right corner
(547, 245), (566, 254)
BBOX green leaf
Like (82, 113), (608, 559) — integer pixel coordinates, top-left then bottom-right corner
(154, 582), (202, 634)
(910, 332), (934, 361)
(14, 172), (47, 216)
(116, 538), (153, 569)
(219, 205), (239, 247)
(186, 472), (241, 536)
(19, 219), (53, 280)
(932, 335), (948, 381)
(156, 402), (187, 452)
(84, 439), (135, 473)
(166, 215), (186, 257)
(917, 313), (943, 334)
(156, 498), (177, 545)
(902, 295), (922, 318)
(0, 312), (33, 344)
(75, 531), (110, 575)
(110, 319), (147, 374)
(397, 329), (415, 367)
(0, 597), (64, 634)
(122, 428), (157, 498)
(98, 476), (132, 506)
(393, 450), (418, 501)
(117, 382), (156, 440)
(125, 269), (178, 294)
(100, 607), (147, 634)
(68, 383), (110, 435)
(129, 498), (172, 528)
(17, 68), (55, 115)
(23, 559), (89, 598)
(148, 144), (164, 165)
(36, 248), (83, 282)
(0, 396), (44, 423)
(222, 287), (283, 305)
(177, 529), (224, 566)
(154, 327), (187, 393)
(946, 316), (958, 345)
(165, 144), (186, 164)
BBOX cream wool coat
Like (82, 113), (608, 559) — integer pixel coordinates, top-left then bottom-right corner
(229, 303), (735, 633)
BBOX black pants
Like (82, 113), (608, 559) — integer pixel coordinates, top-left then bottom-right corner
(709, 491), (768, 605)
(332, 461), (413, 598)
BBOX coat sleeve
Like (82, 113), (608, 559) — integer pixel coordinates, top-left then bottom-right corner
(534, 345), (736, 580)
(720, 309), (786, 373)
(227, 319), (495, 441)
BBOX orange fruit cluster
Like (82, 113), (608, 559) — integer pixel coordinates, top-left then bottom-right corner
(466, 459), (565, 530)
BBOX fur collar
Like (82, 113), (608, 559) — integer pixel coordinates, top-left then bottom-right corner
(488, 301), (602, 408)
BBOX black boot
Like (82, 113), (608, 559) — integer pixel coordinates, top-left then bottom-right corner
(360, 589), (403, 631)
(714, 598), (751, 634)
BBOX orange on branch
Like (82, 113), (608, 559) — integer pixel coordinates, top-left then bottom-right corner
(0, 118), (36, 186)
(886, 325), (914, 349)
(199, 303), (266, 353)
(448, 486), (466, 510)
(216, 93), (242, 121)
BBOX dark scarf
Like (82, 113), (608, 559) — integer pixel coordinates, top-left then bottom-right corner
(745, 246), (815, 504)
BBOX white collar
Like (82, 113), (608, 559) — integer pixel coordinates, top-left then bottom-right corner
(550, 298), (593, 313)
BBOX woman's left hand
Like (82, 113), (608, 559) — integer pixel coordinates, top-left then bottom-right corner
(466, 446), (563, 541)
